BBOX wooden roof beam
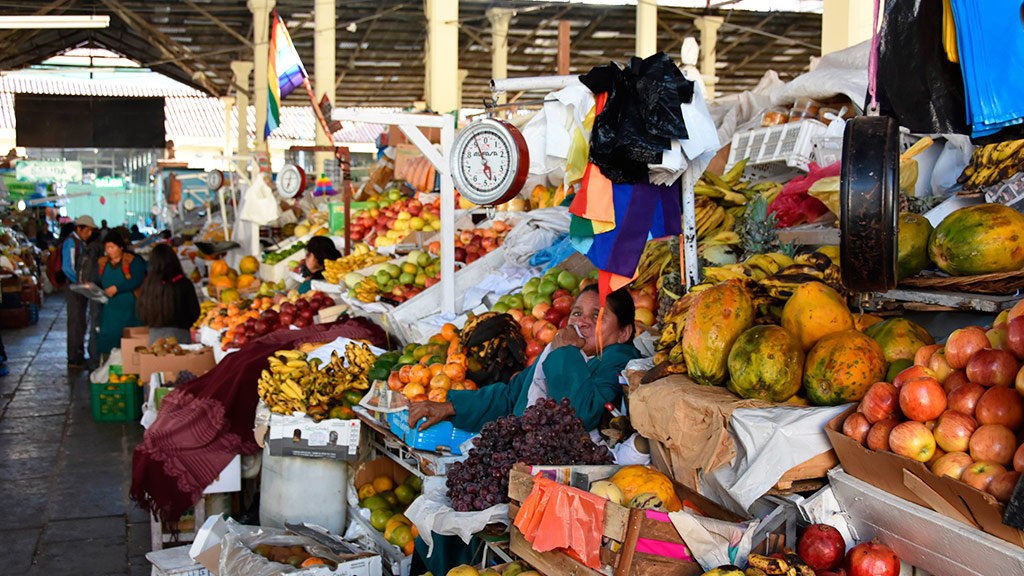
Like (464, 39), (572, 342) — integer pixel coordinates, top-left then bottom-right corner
(510, 5), (572, 53)
(180, 0), (253, 48)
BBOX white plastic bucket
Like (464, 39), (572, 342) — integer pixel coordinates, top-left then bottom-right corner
(259, 443), (349, 534)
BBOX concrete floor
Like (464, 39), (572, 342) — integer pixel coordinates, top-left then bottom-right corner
(0, 297), (151, 576)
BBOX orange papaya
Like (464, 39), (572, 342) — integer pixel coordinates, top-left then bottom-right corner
(929, 203), (1024, 276)
(727, 325), (804, 402)
(803, 329), (888, 406)
(682, 279), (755, 386)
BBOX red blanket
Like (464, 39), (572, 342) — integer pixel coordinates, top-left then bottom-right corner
(131, 317), (386, 523)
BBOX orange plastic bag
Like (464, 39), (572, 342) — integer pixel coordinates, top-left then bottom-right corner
(513, 475), (607, 570)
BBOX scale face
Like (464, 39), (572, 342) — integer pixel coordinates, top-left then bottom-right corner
(205, 170), (225, 191)
(276, 164), (306, 199)
(450, 118), (529, 206)
(183, 197), (196, 211)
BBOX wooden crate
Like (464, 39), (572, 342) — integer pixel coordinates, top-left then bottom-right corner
(773, 449), (838, 491)
(506, 464), (742, 576)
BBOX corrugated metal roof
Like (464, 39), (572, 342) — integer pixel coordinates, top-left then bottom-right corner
(0, 75), (389, 144)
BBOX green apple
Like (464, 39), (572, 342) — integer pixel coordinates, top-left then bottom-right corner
(507, 294), (524, 310)
(406, 250), (424, 265)
(384, 263), (401, 278)
(414, 273), (427, 287)
(399, 272), (415, 285)
(556, 270), (579, 291)
(538, 279), (559, 297)
(375, 269), (391, 286)
(417, 252), (432, 268)
(492, 302), (510, 314)
(525, 277), (541, 290)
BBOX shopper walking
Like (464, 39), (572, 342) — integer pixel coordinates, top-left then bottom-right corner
(136, 244), (200, 345)
(80, 231), (106, 370)
(61, 215), (97, 369)
(94, 233), (147, 357)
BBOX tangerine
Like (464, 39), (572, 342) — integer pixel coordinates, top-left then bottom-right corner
(447, 353), (467, 368)
(463, 379), (478, 391)
(372, 474), (395, 493)
(429, 373), (452, 390)
(443, 363), (466, 382)
(410, 365), (431, 386)
(430, 364), (444, 377)
(441, 323), (459, 342)
(411, 393), (429, 403)
(403, 382), (426, 399)
(398, 365), (414, 384)
(428, 387), (448, 402)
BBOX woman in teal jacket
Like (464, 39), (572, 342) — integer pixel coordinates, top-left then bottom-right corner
(94, 233), (147, 356)
(409, 284), (639, 433)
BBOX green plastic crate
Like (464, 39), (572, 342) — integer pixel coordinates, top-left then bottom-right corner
(91, 379), (142, 422)
(328, 201), (370, 233)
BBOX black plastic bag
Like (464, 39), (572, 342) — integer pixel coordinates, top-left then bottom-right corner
(580, 52), (694, 184)
(875, 0), (969, 135)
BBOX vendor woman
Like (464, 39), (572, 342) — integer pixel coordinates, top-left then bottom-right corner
(298, 236), (340, 294)
(409, 284), (640, 434)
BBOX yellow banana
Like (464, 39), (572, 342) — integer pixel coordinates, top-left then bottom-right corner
(747, 553), (789, 575)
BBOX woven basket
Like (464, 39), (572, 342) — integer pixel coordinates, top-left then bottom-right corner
(898, 269), (1024, 295)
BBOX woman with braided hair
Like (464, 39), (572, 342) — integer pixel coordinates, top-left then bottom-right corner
(409, 284), (639, 434)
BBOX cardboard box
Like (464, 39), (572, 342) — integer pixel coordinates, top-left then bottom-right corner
(146, 545), (212, 576)
(268, 413), (361, 460)
(353, 456), (412, 490)
(388, 123), (440, 147)
(138, 346), (216, 383)
(203, 454), (241, 495)
(825, 406), (1024, 548)
(120, 327), (150, 374)
(392, 144), (424, 182)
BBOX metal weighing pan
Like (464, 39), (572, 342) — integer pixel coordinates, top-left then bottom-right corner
(194, 241), (240, 257)
(840, 116), (900, 292)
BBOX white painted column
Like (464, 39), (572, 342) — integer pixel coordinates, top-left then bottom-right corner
(248, 0), (275, 152)
(822, 0), (874, 55)
(221, 96), (235, 164)
(314, 0), (335, 175)
(425, 0), (459, 114)
(487, 7), (513, 106)
(636, 0), (657, 58)
(230, 61), (253, 167)
(695, 16), (723, 101)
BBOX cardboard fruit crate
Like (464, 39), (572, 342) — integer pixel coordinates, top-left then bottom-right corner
(507, 464), (746, 576)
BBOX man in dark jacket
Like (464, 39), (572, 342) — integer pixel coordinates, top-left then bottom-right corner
(62, 215), (97, 369)
(80, 232), (106, 370)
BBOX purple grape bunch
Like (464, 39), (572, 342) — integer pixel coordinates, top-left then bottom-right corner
(446, 398), (614, 511)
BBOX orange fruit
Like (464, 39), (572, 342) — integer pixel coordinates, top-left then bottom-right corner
(429, 373), (452, 390)
(410, 365), (430, 386)
(463, 379), (478, 391)
(428, 387), (448, 403)
(301, 558), (329, 567)
(451, 381), (465, 391)
(388, 372), (405, 391)
(372, 474), (395, 493)
(398, 365), (414, 384)
(430, 364), (444, 377)
(443, 363), (466, 382)
(441, 323), (459, 342)
(411, 394), (429, 403)
(447, 353), (467, 368)
(404, 541), (415, 556)
(403, 382), (426, 399)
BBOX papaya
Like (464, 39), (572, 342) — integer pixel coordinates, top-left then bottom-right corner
(781, 281), (854, 352)
(681, 279), (755, 386)
(928, 203), (1024, 276)
(609, 465), (682, 512)
(803, 329), (888, 406)
(864, 317), (934, 364)
(855, 313), (884, 332)
(726, 325), (804, 402)
(897, 212), (933, 279)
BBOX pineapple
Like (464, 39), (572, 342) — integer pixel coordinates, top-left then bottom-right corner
(739, 194), (778, 259)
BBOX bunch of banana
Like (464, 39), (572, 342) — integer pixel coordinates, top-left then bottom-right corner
(193, 301), (218, 329)
(258, 343), (376, 419)
(959, 138), (1024, 191)
(744, 551), (814, 576)
(695, 196), (734, 241)
(323, 244), (389, 284)
(695, 160), (785, 207)
(756, 251), (842, 301)
(701, 252), (795, 284)
(351, 276), (382, 303)
(652, 291), (699, 369)
(633, 240), (676, 290)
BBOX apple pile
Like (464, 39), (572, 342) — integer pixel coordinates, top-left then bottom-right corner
(347, 251), (438, 304)
(426, 221), (513, 265)
(629, 285), (658, 328)
(489, 267), (586, 366)
(349, 195), (442, 248)
(841, 302), (1024, 503)
(222, 291), (336, 350)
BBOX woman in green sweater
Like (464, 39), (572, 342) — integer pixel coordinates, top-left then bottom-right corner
(408, 284), (639, 434)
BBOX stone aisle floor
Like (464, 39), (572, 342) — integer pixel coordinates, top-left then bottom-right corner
(0, 296), (151, 576)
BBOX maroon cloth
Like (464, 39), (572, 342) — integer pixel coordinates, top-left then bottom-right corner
(130, 317), (386, 523)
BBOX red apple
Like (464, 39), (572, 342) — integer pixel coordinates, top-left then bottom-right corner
(846, 541), (900, 576)
(866, 418), (900, 452)
(293, 316), (310, 328)
(933, 410), (978, 453)
(1016, 364), (1024, 397)
(532, 302), (551, 320)
(969, 424), (1018, 466)
(1008, 299), (1024, 322)
(507, 308), (525, 322)
(551, 295), (574, 316)
(893, 364), (935, 389)
(525, 340), (545, 357)
(889, 421), (937, 462)
(946, 326), (991, 369)
(1008, 316), (1024, 360)
(843, 412), (871, 446)
(927, 446), (947, 468)
(899, 377), (947, 422)
(860, 381), (900, 423)
(930, 451), (974, 480)
(542, 308), (564, 326)
(976, 386), (1024, 429)
(558, 317), (568, 329)
(914, 344), (943, 368)
(1015, 443), (1024, 472)
(943, 370), (970, 394)
(967, 348), (1020, 387)
(928, 349), (954, 384)
(534, 321), (558, 345)
(987, 470), (1022, 502)
(551, 288), (571, 301)
(962, 461), (1008, 491)
(948, 382), (986, 418)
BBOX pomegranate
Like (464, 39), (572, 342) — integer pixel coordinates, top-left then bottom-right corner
(797, 524), (846, 571)
(846, 541), (900, 576)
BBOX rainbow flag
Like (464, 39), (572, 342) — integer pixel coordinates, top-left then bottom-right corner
(265, 12), (307, 138)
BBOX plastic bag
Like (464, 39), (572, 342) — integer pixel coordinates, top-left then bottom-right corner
(403, 476), (509, 558)
(239, 178), (282, 225)
(875, 0), (969, 135)
(502, 207), (572, 267)
(770, 42), (870, 111)
(89, 348), (122, 384)
(513, 475), (606, 570)
(768, 162), (837, 228)
(931, 135), (976, 197)
(667, 511), (760, 571)
(217, 521), (354, 576)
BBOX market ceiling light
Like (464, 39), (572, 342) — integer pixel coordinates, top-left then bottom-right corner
(0, 15), (111, 29)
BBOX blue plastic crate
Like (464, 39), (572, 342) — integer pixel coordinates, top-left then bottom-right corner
(387, 410), (475, 455)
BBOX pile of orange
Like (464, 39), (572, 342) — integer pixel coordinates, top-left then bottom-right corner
(387, 324), (478, 402)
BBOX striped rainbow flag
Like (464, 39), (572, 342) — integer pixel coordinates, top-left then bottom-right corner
(265, 12), (307, 138)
